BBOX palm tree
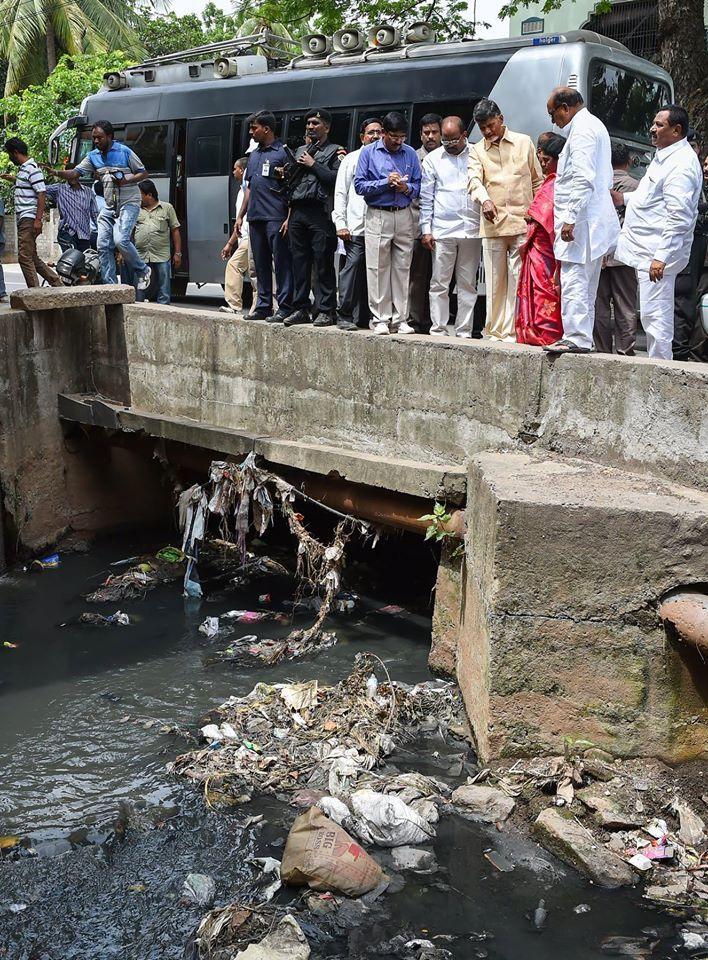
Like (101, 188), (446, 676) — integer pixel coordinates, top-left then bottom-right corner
(0, 0), (145, 94)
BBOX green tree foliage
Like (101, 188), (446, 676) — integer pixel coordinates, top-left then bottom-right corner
(0, 0), (144, 94)
(0, 51), (130, 165)
(133, 2), (241, 58)
(233, 0), (477, 42)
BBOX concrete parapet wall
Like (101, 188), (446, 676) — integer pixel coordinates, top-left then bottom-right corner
(122, 305), (708, 491)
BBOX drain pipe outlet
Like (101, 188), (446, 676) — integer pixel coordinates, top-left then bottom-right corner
(658, 590), (708, 655)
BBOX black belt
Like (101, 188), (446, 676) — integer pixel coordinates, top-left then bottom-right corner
(368, 204), (406, 211)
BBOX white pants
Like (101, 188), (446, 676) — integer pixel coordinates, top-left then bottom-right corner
(560, 256), (604, 350)
(365, 206), (415, 328)
(637, 271), (675, 360)
(482, 234), (523, 341)
(430, 237), (482, 336)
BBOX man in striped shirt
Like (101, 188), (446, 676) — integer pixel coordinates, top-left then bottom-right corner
(2, 137), (61, 288)
(42, 166), (98, 253)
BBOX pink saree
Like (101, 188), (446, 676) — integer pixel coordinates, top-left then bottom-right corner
(515, 173), (563, 346)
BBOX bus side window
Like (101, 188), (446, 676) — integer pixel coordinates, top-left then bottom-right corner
(186, 117), (230, 176)
(124, 123), (170, 174)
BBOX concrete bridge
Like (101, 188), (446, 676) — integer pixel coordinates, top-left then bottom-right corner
(1, 285), (706, 763)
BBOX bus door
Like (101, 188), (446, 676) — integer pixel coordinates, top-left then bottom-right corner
(227, 117), (245, 238)
(185, 116), (231, 283)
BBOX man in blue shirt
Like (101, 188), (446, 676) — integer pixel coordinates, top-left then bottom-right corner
(355, 111), (421, 335)
(236, 111), (293, 323)
(48, 120), (151, 289)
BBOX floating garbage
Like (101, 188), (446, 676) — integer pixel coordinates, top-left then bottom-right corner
(30, 552), (60, 571)
(210, 630), (337, 666)
(199, 616), (220, 638)
(78, 610), (130, 627)
(182, 872), (216, 907)
(3, 641), (18, 649)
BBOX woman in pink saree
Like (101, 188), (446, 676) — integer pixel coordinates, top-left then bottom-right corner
(516, 133), (567, 346)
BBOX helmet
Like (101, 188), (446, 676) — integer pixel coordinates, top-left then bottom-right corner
(55, 247), (100, 286)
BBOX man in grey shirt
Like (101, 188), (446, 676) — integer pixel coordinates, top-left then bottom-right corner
(47, 120), (150, 287)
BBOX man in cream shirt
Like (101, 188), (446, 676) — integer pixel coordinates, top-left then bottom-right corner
(614, 104), (702, 360)
(420, 116), (482, 337)
(468, 98), (542, 341)
(544, 87), (619, 354)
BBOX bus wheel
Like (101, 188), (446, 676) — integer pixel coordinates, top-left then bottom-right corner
(171, 277), (188, 299)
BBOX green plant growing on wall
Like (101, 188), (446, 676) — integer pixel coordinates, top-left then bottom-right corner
(419, 501), (464, 557)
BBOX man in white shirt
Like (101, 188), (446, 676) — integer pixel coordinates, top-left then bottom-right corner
(333, 117), (383, 331)
(543, 87), (619, 354)
(613, 104), (703, 360)
(220, 156), (253, 314)
(420, 116), (482, 337)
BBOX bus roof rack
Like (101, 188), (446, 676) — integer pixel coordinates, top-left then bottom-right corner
(134, 30), (300, 68)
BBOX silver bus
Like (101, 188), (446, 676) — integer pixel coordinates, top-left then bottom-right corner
(49, 28), (672, 297)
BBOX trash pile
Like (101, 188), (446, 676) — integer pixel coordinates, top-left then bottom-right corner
(489, 752), (708, 916)
(78, 610), (130, 627)
(173, 654), (464, 809)
(84, 547), (185, 602)
(209, 630), (338, 666)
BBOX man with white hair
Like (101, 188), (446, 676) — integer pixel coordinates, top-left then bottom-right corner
(543, 87), (619, 354)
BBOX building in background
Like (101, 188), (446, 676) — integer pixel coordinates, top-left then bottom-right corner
(509, 0), (707, 60)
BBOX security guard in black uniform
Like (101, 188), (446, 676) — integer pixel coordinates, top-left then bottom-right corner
(284, 109), (346, 327)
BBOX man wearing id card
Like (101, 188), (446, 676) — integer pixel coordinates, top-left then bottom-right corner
(237, 111), (293, 323)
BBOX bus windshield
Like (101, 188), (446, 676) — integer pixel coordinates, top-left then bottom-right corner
(589, 61), (671, 143)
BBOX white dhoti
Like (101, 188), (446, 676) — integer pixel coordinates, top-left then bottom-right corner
(429, 237), (482, 336)
(560, 256), (604, 350)
(364, 206), (415, 328)
(637, 271), (676, 360)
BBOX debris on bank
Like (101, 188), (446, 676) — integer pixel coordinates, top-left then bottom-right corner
(484, 752), (708, 915)
(173, 653), (464, 808)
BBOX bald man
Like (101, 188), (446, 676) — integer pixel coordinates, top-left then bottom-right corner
(543, 87), (619, 354)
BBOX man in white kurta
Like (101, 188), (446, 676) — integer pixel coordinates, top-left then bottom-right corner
(420, 116), (482, 337)
(544, 87), (619, 354)
(614, 105), (702, 360)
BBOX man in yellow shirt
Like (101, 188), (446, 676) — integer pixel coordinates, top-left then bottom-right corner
(134, 180), (181, 304)
(468, 99), (542, 341)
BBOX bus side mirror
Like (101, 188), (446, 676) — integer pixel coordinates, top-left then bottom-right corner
(50, 139), (60, 165)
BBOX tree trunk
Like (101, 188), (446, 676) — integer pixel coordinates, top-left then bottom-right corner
(45, 20), (57, 74)
(658, 0), (708, 141)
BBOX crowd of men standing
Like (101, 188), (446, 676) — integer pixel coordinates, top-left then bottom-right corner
(222, 96), (706, 360)
(3, 93), (706, 362)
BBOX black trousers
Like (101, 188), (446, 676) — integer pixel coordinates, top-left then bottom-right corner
(289, 202), (337, 316)
(673, 232), (707, 360)
(337, 235), (370, 327)
(249, 219), (293, 314)
(408, 238), (432, 331)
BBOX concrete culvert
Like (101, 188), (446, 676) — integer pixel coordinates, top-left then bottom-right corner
(658, 589), (708, 655)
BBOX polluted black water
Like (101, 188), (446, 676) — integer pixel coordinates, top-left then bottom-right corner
(0, 531), (683, 959)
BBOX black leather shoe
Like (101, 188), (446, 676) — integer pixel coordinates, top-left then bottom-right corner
(313, 313), (336, 327)
(251, 311), (272, 322)
(268, 310), (291, 324)
(284, 309), (312, 327)
(337, 319), (358, 331)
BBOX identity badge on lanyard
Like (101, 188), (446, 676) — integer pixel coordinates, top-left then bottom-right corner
(262, 159), (270, 177)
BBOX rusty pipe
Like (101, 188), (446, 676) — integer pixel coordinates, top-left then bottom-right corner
(288, 473), (465, 537)
(658, 590), (708, 655)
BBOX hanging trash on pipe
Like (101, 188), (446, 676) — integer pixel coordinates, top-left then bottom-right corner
(177, 453), (373, 660)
